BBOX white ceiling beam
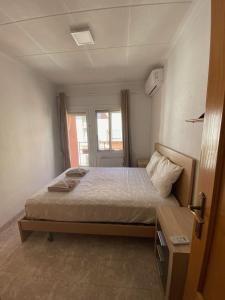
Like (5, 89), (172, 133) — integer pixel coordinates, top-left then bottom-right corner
(14, 43), (170, 58)
(0, 1), (193, 27)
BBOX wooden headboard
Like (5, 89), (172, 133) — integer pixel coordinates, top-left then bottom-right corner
(155, 143), (196, 207)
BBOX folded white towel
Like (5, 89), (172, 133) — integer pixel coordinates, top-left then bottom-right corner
(48, 178), (79, 192)
(66, 168), (89, 178)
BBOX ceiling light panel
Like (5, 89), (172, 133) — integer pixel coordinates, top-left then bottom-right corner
(71, 30), (94, 46)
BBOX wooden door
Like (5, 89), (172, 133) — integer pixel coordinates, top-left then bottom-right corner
(183, 1), (225, 299)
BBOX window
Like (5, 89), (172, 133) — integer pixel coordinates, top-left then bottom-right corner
(96, 110), (123, 151)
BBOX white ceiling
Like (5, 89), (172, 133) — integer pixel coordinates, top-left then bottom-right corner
(0, 0), (195, 85)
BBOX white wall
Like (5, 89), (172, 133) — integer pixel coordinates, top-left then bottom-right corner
(0, 52), (63, 228)
(60, 81), (151, 166)
(151, 0), (210, 157)
(151, 0), (211, 198)
(152, 0), (211, 159)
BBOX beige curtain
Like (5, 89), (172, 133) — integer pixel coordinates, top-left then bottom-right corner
(121, 89), (131, 167)
(58, 92), (71, 170)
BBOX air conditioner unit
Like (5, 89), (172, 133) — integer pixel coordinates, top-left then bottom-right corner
(145, 68), (163, 97)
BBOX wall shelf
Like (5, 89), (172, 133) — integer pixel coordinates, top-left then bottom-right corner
(185, 113), (204, 123)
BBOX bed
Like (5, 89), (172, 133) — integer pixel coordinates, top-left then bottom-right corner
(18, 143), (195, 242)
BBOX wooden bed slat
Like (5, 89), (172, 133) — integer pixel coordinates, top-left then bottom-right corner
(18, 218), (155, 242)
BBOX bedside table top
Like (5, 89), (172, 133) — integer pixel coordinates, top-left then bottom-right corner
(137, 159), (149, 167)
(138, 159), (149, 162)
(156, 206), (194, 254)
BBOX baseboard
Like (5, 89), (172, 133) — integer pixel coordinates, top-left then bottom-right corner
(0, 209), (25, 233)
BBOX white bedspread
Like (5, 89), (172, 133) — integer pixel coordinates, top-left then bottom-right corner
(25, 167), (178, 224)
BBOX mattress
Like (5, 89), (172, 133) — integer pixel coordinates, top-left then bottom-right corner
(25, 167), (179, 224)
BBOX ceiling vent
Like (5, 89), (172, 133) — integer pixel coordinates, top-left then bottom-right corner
(71, 29), (94, 46)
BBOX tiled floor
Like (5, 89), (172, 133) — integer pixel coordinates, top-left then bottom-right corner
(0, 221), (164, 300)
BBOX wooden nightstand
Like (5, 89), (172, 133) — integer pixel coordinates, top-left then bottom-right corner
(137, 159), (149, 168)
(155, 206), (194, 300)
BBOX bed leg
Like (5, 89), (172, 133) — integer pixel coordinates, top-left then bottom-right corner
(18, 221), (32, 243)
(47, 232), (54, 242)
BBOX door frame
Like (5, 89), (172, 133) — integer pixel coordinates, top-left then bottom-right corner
(183, 0), (225, 298)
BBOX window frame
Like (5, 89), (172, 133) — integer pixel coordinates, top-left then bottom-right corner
(96, 109), (123, 152)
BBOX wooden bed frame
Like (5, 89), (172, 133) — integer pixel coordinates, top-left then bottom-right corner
(18, 143), (195, 242)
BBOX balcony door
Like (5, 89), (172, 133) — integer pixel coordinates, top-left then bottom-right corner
(67, 113), (89, 167)
(67, 106), (124, 168)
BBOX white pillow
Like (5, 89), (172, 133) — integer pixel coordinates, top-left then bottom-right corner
(146, 151), (162, 178)
(151, 157), (183, 197)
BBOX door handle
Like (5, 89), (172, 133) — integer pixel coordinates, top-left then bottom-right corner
(188, 208), (204, 224)
(188, 192), (206, 238)
(188, 192), (206, 223)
